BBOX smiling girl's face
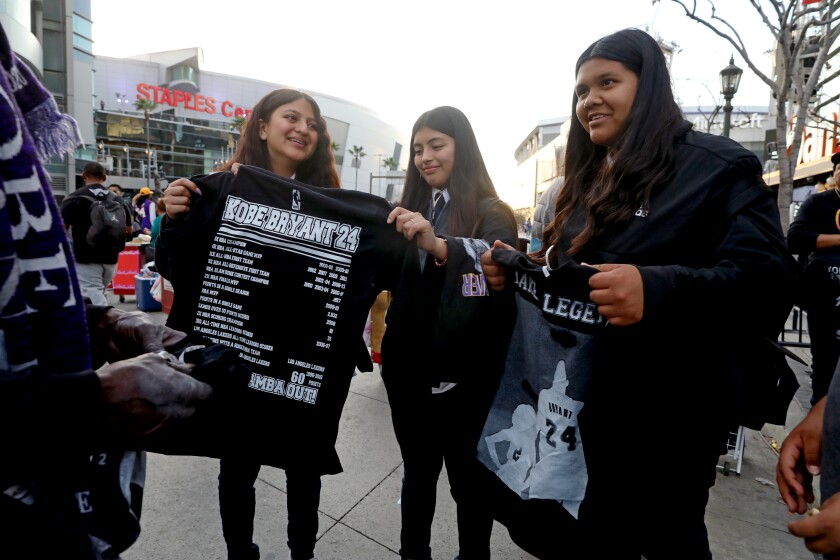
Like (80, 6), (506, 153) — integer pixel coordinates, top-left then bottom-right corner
(575, 57), (639, 147)
(259, 98), (319, 176)
(413, 126), (455, 189)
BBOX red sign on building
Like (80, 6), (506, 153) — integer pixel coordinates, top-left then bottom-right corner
(136, 83), (252, 119)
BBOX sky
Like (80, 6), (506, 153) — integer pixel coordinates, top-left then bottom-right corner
(89, 0), (778, 192)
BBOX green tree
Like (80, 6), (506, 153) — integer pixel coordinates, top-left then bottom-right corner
(134, 97), (159, 190)
(231, 115), (247, 133)
(348, 145), (366, 189)
(382, 156), (399, 171)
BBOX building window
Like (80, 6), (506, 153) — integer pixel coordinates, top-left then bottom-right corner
(42, 0), (63, 20)
(43, 29), (64, 72)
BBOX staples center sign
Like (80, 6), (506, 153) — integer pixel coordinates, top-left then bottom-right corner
(136, 83), (252, 119)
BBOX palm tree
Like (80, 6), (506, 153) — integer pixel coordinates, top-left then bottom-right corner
(330, 142), (343, 166)
(231, 115), (247, 133)
(348, 145), (366, 189)
(134, 98), (159, 189)
(382, 157), (398, 171)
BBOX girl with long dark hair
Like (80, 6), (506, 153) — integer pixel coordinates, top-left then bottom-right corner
(481, 29), (795, 559)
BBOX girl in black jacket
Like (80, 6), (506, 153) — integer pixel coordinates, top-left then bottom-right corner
(158, 88), (341, 560)
(382, 106), (518, 560)
(480, 29), (795, 559)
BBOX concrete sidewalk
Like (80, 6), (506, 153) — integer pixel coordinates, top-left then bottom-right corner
(113, 292), (819, 559)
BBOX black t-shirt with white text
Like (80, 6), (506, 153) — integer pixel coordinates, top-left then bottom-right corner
(156, 166), (407, 473)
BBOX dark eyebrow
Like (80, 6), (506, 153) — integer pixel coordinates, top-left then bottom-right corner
(594, 71), (621, 82)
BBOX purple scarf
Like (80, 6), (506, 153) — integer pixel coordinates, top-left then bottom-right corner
(0, 22), (90, 375)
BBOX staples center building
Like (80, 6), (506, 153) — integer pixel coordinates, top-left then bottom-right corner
(89, 48), (408, 199)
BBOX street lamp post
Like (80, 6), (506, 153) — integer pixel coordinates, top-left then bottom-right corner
(719, 56), (743, 139)
(371, 153), (386, 195)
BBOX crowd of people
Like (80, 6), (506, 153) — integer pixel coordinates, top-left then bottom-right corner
(9, 14), (840, 559)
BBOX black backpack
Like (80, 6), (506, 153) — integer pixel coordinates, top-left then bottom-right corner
(78, 193), (128, 252)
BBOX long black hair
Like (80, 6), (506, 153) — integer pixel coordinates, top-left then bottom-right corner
(399, 106), (508, 237)
(224, 89), (340, 188)
(543, 28), (688, 257)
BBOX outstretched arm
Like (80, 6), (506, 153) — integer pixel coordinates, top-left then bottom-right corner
(777, 396), (826, 514)
(97, 352), (212, 437)
(387, 206), (448, 261)
(87, 305), (187, 367)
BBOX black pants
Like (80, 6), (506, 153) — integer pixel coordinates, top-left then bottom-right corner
(385, 379), (494, 560)
(218, 457), (321, 560)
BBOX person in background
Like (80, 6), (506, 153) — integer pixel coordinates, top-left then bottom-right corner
(479, 28), (793, 559)
(815, 177), (829, 194)
(159, 88), (341, 560)
(527, 177), (562, 253)
(60, 162), (134, 305)
(787, 150), (840, 405)
(382, 105), (518, 560)
(147, 197), (167, 262)
(109, 183), (126, 199)
(133, 187), (155, 235)
(0, 21), (212, 558)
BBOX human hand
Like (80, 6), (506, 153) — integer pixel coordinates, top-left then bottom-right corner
(788, 492), (840, 557)
(163, 178), (201, 218)
(97, 307), (187, 362)
(481, 240), (515, 292)
(97, 352), (212, 437)
(387, 206), (437, 251)
(586, 263), (644, 326)
(777, 397), (826, 513)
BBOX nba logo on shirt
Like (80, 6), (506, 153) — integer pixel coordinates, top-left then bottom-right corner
(292, 189), (301, 211)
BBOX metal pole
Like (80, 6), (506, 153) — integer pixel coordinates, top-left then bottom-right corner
(722, 94), (733, 138)
(374, 154), (385, 196)
(146, 113), (151, 188)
